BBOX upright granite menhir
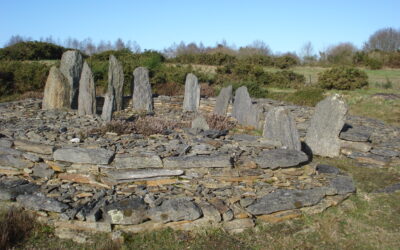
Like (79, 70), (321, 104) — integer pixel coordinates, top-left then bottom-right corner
(132, 67), (153, 112)
(42, 66), (71, 110)
(183, 73), (200, 112)
(78, 62), (96, 116)
(59, 50), (83, 109)
(232, 86), (260, 128)
(214, 85), (232, 116)
(305, 94), (348, 157)
(108, 55), (124, 111)
(263, 107), (301, 151)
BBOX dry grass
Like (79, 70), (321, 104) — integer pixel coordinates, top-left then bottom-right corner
(0, 207), (36, 249)
(205, 113), (237, 131)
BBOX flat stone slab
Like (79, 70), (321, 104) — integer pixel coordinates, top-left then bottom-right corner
(103, 169), (184, 180)
(246, 188), (326, 215)
(148, 198), (202, 223)
(0, 139), (13, 148)
(339, 126), (371, 142)
(17, 193), (69, 212)
(53, 147), (114, 165)
(0, 147), (22, 156)
(103, 198), (147, 225)
(0, 179), (39, 200)
(0, 154), (33, 169)
(163, 154), (232, 168)
(370, 147), (399, 158)
(329, 175), (356, 195)
(253, 149), (308, 169)
(14, 140), (54, 154)
(316, 164), (340, 175)
(113, 154), (163, 169)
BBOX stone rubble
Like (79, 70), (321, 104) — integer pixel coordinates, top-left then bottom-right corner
(0, 86), (399, 242)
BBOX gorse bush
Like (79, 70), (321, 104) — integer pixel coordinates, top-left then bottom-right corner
(318, 66), (368, 90)
(0, 41), (66, 60)
(267, 87), (325, 107)
(228, 81), (268, 98)
(0, 61), (50, 97)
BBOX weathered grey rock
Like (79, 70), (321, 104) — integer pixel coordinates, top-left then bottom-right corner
(163, 154), (232, 168)
(316, 164), (340, 175)
(223, 218), (255, 233)
(0, 139), (13, 148)
(191, 115), (210, 130)
(103, 169), (183, 181)
(0, 147), (22, 156)
(340, 140), (372, 153)
(305, 94), (348, 157)
(103, 198), (147, 225)
(340, 126), (371, 142)
(253, 149), (308, 169)
(42, 66), (71, 110)
(370, 147), (399, 157)
(78, 62), (96, 116)
(0, 179), (39, 200)
(198, 202), (221, 223)
(132, 67), (153, 112)
(22, 152), (40, 162)
(32, 163), (55, 179)
(101, 91), (114, 121)
(374, 183), (400, 193)
(17, 193), (69, 212)
(0, 154), (33, 169)
(113, 153), (163, 169)
(214, 85), (232, 116)
(263, 107), (301, 150)
(329, 175), (356, 195)
(148, 198), (202, 223)
(232, 86), (260, 128)
(246, 188), (326, 215)
(53, 147), (114, 165)
(59, 50), (83, 109)
(183, 73), (200, 112)
(14, 140), (54, 155)
(108, 55), (124, 111)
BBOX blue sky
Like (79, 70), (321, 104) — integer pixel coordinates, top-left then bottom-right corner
(1, 0), (399, 54)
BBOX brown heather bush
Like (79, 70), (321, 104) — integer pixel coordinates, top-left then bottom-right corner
(200, 83), (216, 97)
(205, 113), (237, 131)
(90, 116), (189, 136)
(154, 82), (184, 96)
(0, 207), (36, 249)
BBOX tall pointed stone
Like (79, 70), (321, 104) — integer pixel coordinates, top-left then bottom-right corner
(232, 86), (260, 128)
(108, 55), (124, 111)
(42, 66), (71, 110)
(263, 107), (301, 150)
(132, 67), (153, 112)
(214, 85), (232, 116)
(78, 62), (96, 116)
(183, 73), (200, 112)
(101, 92), (114, 122)
(305, 94), (348, 157)
(59, 50), (83, 109)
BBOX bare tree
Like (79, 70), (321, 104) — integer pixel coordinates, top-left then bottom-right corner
(364, 27), (400, 52)
(4, 35), (30, 46)
(325, 42), (358, 65)
(300, 41), (317, 63)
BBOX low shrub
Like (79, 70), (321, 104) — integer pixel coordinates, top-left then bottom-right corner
(0, 41), (66, 60)
(318, 66), (368, 90)
(268, 87), (325, 107)
(205, 114), (237, 131)
(154, 82), (184, 96)
(0, 207), (36, 249)
(228, 81), (268, 98)
(268, 70), (306, 89)
(366, 58), (383, 70)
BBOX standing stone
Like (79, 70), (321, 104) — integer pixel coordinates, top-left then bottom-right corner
(78, 62), (96, 116)
(232, 86), (259, 128)
(132, 67), (153, 112)
(263, 107), (301, 150)
(59, 50), (83, 109)
(42, 67), (71, 110)
(214, 85), (232, 116)
(108, 55), (124, 111)
(305, 94), (348, 157)
(183, 73), (200, 112)
(101, 92), (114, 122)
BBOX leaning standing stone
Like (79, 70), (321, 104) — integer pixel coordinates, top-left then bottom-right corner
(108, 55), (124, 111)
(263, 107), (301, 150)
(42, 66), (71, 110)
(101, 91), (114, 122)
(305, 94), (348, 157)
(132, 67), (153, 112)
(59, 50), (83, 109)
(78, 62), (96, 116)
(232, 86), (259, 128)
(214, 85), (232, 116)
(183, 73), (200, 112)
